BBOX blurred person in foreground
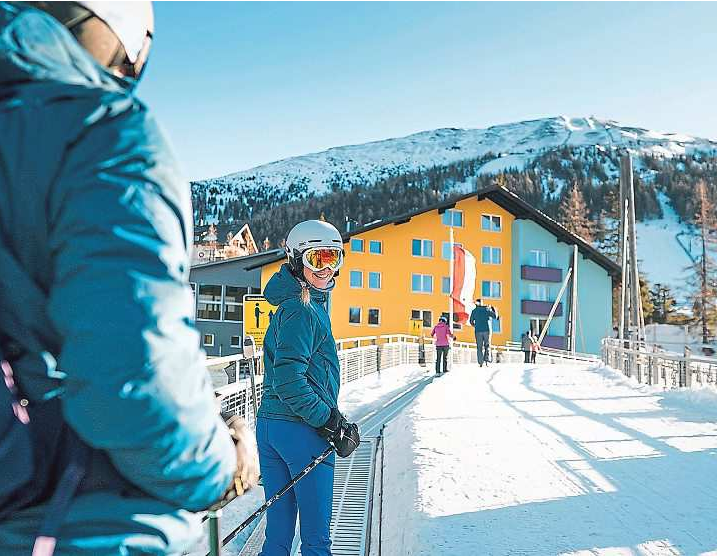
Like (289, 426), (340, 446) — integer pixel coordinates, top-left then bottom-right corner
(0, 2), (258, 554)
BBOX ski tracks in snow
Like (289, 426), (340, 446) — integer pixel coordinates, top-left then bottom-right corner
(381, 363), (717, 555)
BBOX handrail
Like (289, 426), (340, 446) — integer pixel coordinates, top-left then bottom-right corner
(602, 337), (717, 390)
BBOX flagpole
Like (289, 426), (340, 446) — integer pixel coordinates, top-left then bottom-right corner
(449, 226), (454, 335)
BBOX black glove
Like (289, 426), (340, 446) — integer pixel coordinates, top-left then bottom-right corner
(316, 408), (361, 458)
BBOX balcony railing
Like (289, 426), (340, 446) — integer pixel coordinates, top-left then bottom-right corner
(521, 265), (562, 282)
(521, 299), (563, 317)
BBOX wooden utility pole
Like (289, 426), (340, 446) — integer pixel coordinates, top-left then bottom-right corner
(618, 153), (645, 343)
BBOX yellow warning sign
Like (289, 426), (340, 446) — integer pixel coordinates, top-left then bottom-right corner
(243, 294), (278, 349)
(409, 318), (423, 337)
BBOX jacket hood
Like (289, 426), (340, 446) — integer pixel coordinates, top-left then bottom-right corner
(264, 264), (334, 306)
(0, 2), (128, 91)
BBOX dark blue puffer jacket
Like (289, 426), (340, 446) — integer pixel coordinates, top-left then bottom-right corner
(258, 264), (341, 428)
(0, 3), (235, 554)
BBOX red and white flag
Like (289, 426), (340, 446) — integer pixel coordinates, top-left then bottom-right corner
(451, 245), (476, 324)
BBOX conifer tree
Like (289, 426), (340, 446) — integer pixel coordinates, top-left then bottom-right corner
(596, 188), (620, 261)
(558, 182), (594, 241)
(686, 180), (717, 344)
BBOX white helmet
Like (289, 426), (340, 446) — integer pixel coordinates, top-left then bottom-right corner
(30, 1), (154, 79)
(285, 220), (344, 275)
(77, 2), (153, 64)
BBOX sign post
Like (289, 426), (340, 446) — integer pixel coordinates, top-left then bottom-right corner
(410, 318), (426, 367)
(242, 294), (277, 350)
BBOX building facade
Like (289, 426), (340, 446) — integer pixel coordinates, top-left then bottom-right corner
(512, 219), (614, 354)
(191, 188), (619, 355)
(189, 251), (281, 356)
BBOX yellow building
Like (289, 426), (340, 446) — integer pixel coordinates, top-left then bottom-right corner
(252, 191), (514, 344)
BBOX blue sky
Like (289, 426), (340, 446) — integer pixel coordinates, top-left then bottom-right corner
(139, 2), (717, 181)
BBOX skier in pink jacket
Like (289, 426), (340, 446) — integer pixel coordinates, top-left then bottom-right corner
(431, 317), (455, 375)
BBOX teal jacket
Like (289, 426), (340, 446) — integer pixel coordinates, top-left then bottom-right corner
(258, 265), (341, 428)
(0, 3), (235, 554)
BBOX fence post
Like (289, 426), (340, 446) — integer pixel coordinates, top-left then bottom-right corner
(682, 347), (692, 388)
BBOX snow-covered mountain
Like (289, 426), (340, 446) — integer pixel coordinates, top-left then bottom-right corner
(192, 116), (717, 302)
(195, 116), (717, 203)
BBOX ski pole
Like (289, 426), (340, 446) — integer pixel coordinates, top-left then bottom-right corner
(208, 445), (334, 554)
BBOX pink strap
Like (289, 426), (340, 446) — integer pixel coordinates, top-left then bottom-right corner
(32, 536), (56, 556)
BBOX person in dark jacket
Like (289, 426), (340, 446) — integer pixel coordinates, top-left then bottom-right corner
(431, 317), (455, 375)
(521, 330), (538, 364)
(469, 299), (498, 367)
(258, 220), (360, 556)
(0, 3), (258, 554)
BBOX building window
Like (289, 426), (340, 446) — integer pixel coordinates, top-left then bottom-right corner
(411, 239), (433, 257)
(440, 312), (462, 330)
(203, 333), (215, 347)
(197, 284), (222, 320)
(349, 307), (361, 324)
(530, 317), (549, 336)
(492, 317), (501, 333)
(481, 214), (502, 232)
(368, 271), (381, 290)
(411, 309), (433, 328)
(481, 246), (502, 265)
(412, 273), (433, 294)
(528, 283), (550, 302)
(441, 241), (463, 260)
(350, 270), (363, 288)
(224, 286), (247, 322)
(230, 335), (241, 348)
(369, 240), (382, 254)
(368, 308), (380, 326)
(441, 209), (464, 227)
(442, 276), (451, 295)
(481, 280), (501, 299)
(530, 249), (548, 267)
(351, 238), (364, 252)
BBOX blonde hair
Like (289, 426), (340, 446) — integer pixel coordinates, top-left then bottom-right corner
(299, 281), (311, 305)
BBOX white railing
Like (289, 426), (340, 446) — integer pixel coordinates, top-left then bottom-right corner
(602, 337), (717, 389)
(494, 341), (599, 365)
(212, 334), (479, 424)
(211, 335), (603, 425)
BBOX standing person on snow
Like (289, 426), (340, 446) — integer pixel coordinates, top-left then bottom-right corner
(521, 329), (537, 364)
(258, 220), (361, 556)
(0, 2), (258, 554)
(431, 316), (455, 375)
(469, 299), (498, 367)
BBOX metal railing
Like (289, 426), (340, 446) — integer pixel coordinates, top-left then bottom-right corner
(602, 337), (717, 389)
(211, 334), (479, 426)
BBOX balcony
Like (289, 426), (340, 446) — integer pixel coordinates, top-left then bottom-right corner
(521, 265), (562, 282)
(541, 335), (566, 350)
(521, 299), (563, 317)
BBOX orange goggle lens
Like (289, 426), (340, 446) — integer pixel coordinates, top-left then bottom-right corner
(303, 248), (343, 271)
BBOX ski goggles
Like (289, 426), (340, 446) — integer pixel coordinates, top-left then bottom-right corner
(302, 247), (344, 272)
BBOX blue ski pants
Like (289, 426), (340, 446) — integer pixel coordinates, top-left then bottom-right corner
(256, 417), (335, 556)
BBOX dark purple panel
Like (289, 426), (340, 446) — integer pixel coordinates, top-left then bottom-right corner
(521, 265), (562, 282)
(521, 300), (563, 317)
(542, 335), (566, 349)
